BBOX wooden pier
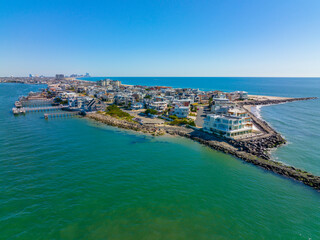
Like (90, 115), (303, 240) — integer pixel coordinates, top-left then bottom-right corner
(12, 105), (69, 115)
(44, 112), (79, 119)
(19, 99), (54, 107)
(24, 106), (65, 112)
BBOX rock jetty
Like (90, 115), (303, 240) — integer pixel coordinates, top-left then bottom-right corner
(86, 111), (320, 191)
(165, 128), (320, 191)
(239, 97), (317, 106)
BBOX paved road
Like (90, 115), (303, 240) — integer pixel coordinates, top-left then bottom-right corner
(195, 106), (206, 127)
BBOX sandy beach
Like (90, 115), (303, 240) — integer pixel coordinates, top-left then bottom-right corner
(248, 95), (292, 101)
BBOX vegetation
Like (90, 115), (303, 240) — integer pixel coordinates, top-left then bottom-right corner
(54, 97), (62, 103)
(190, 103), (198, 112)
(145, 109), (158, 115)
(105, 104), (133, 121)
(144, 95), (152, 99)
(54, 98), (68, 105)
(168, 115), (178, 120)
(124, 102), (132, 109)
(209, 97), (213, 106)
(169, 118), (196, 126)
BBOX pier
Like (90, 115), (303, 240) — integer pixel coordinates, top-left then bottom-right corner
(19, 99), (54, 107)
(24, 106), (65, 112)
(12, 105), (67, 115)
(44, 112), (79, 119)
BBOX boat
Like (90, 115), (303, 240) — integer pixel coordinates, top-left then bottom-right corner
(15, 101), (22, 108)
(12, 107), (26, 115)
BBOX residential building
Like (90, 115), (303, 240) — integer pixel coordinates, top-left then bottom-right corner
(203, 114), (253, 138)
(171, 106), (190, 118)
(149, 101), (167, 112)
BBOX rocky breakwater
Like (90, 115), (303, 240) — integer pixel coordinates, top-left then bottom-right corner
(85, 113), (320, 191)
(165, 127), (320, 190)
(234, 108), (287, 159)
(86, 112), (165, 136)
(230, 134), (286, 160)
(239, 97), (318, 106)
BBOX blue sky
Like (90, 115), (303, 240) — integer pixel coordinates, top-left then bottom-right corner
(1, 0), (320, 77)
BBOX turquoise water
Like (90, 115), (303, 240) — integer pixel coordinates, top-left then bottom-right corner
(1, 80), (320, 239)
(85, 77), (320, 175)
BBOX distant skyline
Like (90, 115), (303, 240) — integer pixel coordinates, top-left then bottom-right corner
(1, 0), (320, 77)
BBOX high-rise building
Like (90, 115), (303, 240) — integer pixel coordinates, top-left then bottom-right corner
(55, 74), (65, 80)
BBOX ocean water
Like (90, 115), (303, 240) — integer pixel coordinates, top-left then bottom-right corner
(85, 77), (320, 175)
(1, 80), (320, 239)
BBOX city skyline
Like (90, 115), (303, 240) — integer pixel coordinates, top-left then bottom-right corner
(1, 0), (320, 77)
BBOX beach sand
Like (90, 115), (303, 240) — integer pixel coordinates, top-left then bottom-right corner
(248, 95), (292, 101)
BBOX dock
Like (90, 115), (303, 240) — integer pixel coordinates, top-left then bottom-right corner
(24, 106), (65, 112)
(44, 112), (80, 119)
(12, 105), (67, 114)
(19, 99), (54, 107)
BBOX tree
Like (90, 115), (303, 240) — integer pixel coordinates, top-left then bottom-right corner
(145, 109), (158, 115)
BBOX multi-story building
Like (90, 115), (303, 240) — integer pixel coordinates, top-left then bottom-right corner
(226, 91), (248, 101)
(211, 97), (233, 113)
(55, 74), (65, 80)
(203, 114), (252, 138)
(149, 101), (168, 112)
(171, 106), (190, 118)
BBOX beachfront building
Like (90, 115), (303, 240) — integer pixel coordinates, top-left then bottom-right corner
(228, 108), (248, 118)
(98, 79), (122, 88)
(112, 80), (121, 88)
(203, 114), (253, 138)
(98, 79), (111, 87)
(226, 91), (248, 101)
(211, 97), (233, 113)
(237, 91), (248, 100)
(171, 106), (190, 118)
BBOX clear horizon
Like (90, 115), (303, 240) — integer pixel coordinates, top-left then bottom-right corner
(1, 0), (320, 77)
(3, 76), (320, 78)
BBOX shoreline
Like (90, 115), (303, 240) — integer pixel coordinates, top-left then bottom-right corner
(4, 81), (319, 190)
(86, 99), (320, 191)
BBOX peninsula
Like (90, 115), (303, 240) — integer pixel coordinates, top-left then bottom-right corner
(2, 75), (319, 191)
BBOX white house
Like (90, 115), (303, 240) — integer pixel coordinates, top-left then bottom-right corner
(149, 101), (167, 112)
(172, 106), (190, 118)
(211, 97), (233, 113)
(203, 114), (252, 138)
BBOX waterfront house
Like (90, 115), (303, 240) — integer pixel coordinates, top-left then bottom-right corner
(171, 105), (190, 118)
(226, 91), (249, 101)
(203, 114), (253, 138)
